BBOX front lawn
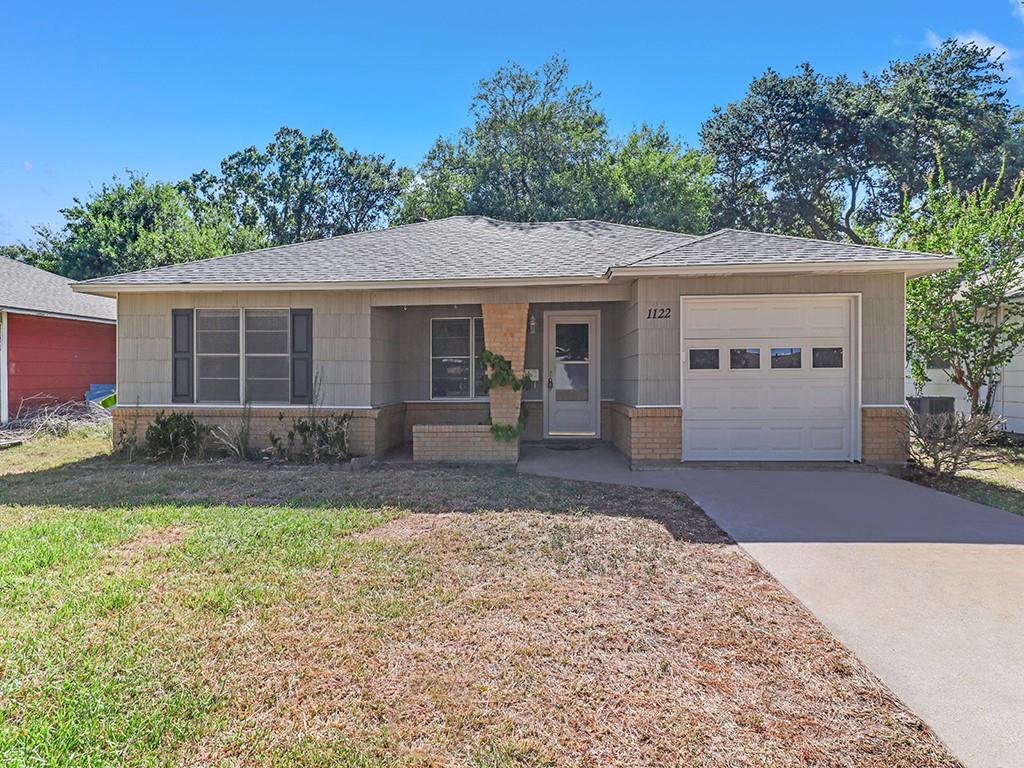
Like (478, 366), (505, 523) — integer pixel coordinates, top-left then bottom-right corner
(906, 444), (1024, 517)
(0, 433), (959, 767)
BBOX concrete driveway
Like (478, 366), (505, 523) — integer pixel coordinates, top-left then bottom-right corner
(519, 445), (1024, 768)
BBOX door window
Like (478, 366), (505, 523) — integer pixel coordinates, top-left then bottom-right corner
(554, 323), (590, 402)
(812, 347), (844, 368)
(729, 348), (761, 369)
(770, 347), (802, 369)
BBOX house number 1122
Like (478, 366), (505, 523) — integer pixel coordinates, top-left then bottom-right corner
(646, 307), (672, 319)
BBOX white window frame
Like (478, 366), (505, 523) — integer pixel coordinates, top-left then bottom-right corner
(193, 308), (292, 405)
(429, 316), (486, 401)
(243, 308), (291, 404)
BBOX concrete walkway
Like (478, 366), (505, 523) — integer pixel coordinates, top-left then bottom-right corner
(519, 444), (1024, 768)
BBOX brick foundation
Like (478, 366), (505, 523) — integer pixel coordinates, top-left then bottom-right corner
(862, 405), (909, 464)
(609, 403), (682, 464)
(112, 405), (399, 458)
(412, 424), (519, 463)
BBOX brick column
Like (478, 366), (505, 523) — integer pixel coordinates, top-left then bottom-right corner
(481, 303), (529, 426)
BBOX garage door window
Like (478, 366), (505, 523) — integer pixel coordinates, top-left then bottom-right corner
(730, 348), (761, 369)
(688, 348), (719, 370)
(770, 347), (802, 369)
(812, 347), (844, 368)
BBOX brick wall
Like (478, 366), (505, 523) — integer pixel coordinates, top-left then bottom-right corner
(113, 405), (389, 457)
(862, 405), (909, 464)
(403, 401), (489, 440)
(609, 403), (681, 464)
(481, 303), (529, 426)
(412, 424), (519, 463)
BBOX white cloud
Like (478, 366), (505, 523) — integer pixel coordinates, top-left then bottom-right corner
(1012, 0), (1024, 23)
(22, 161), (31, 172)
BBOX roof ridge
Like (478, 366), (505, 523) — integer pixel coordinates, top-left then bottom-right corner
(714, 226), (944, 259)
(624, 229), (726, 267)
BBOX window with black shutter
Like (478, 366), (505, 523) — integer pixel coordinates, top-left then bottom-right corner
(171, 309), (194, 403)
(290, 309), (313, 404)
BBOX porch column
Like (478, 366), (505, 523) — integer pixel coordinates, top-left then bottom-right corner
(481, 303), (529, 426)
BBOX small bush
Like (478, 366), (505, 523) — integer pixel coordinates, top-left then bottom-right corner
(145, 411), (211, 463)
(269, 412), (351, 464)
(905, 411), (1004, 476)
(210, 400), (254, 459)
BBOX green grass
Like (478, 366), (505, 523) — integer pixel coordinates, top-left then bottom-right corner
(908, 444), (1024, 516)
(0, 430), (960, 767)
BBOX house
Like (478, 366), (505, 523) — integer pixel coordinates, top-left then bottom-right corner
(71, 216), (955, 464)
(1, 257), (117, 424)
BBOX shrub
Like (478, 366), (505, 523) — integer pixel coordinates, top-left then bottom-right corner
(210, 400), (254, 459)
(269, 412), (351, 463)
(905, 411), (1004, 476)
(145, 411), (211, 463)
(267, 375), (351, 463)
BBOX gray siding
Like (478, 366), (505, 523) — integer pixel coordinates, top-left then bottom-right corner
(117, 290), (373, 407)
(370, 306), (402, 405)
(634, 272), (906, 406)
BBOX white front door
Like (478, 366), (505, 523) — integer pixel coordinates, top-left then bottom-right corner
(680, 295), (857, 461)
(544, 312), (600, 438)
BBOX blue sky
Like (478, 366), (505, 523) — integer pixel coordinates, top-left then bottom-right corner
(2, 1), (1022, 244)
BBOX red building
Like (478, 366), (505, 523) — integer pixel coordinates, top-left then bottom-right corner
(1, 257), (116, 423)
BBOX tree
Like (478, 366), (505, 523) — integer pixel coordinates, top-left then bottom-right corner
(702, 40), (1021, 241)
(26, 173), (266, 280)
(396, 57), (713, 232)
(602, 124), (713, 233)
(898, 170), (1024, 415)
(188, 127), (411, 246)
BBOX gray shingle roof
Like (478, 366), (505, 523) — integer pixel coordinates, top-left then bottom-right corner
(0, 257), (115, 321)
(630, 228), (948, 268)
(77, 217), (697, 287)
(73, 217), (954, 291)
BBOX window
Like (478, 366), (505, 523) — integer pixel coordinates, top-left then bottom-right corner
(245, 309), (290, 403)
(554, 322), (590, 402)
(812, 347), (844, 368)
(196, 309), (240, 403)
(688, 348), (719, 370)
(770, 347), (802, 369)
(431, 317), (486, 399)
(730, 347), (761, 369)
(188, 308), (300, 405)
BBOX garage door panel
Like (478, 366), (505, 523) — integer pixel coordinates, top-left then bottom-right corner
(681, 296), (854, 461)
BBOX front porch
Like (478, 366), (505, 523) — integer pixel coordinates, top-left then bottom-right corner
(369, 297), (670, 464)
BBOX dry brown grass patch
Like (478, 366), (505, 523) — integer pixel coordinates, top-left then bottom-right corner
(170, 510), (957, 768)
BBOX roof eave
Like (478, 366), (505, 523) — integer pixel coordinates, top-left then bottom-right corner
(0, 305), (117, 324)
(70, 273), (612, 295)
(609, 257), (958, 279)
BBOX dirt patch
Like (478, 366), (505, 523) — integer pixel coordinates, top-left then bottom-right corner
(180, 511), (958, 768)
(104, 524), (192, 573)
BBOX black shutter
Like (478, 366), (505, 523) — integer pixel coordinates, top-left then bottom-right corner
(291, 309), (313, 404)
(171, 309), (194, 403)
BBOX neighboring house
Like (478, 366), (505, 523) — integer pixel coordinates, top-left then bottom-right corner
(907, 299), (1024, 432)
(1, 257), (116, 424)
(72, 216), (955, 464)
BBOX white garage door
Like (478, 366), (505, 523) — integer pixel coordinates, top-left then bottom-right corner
(680, 295), (856, 461)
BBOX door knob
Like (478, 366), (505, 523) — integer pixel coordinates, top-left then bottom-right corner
(547, 376), (553, 390)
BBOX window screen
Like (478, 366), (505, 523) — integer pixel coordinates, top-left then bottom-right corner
(431, 317), (486, 399)
(245, 309), (290, 403)
(196, 309), (240, 403)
